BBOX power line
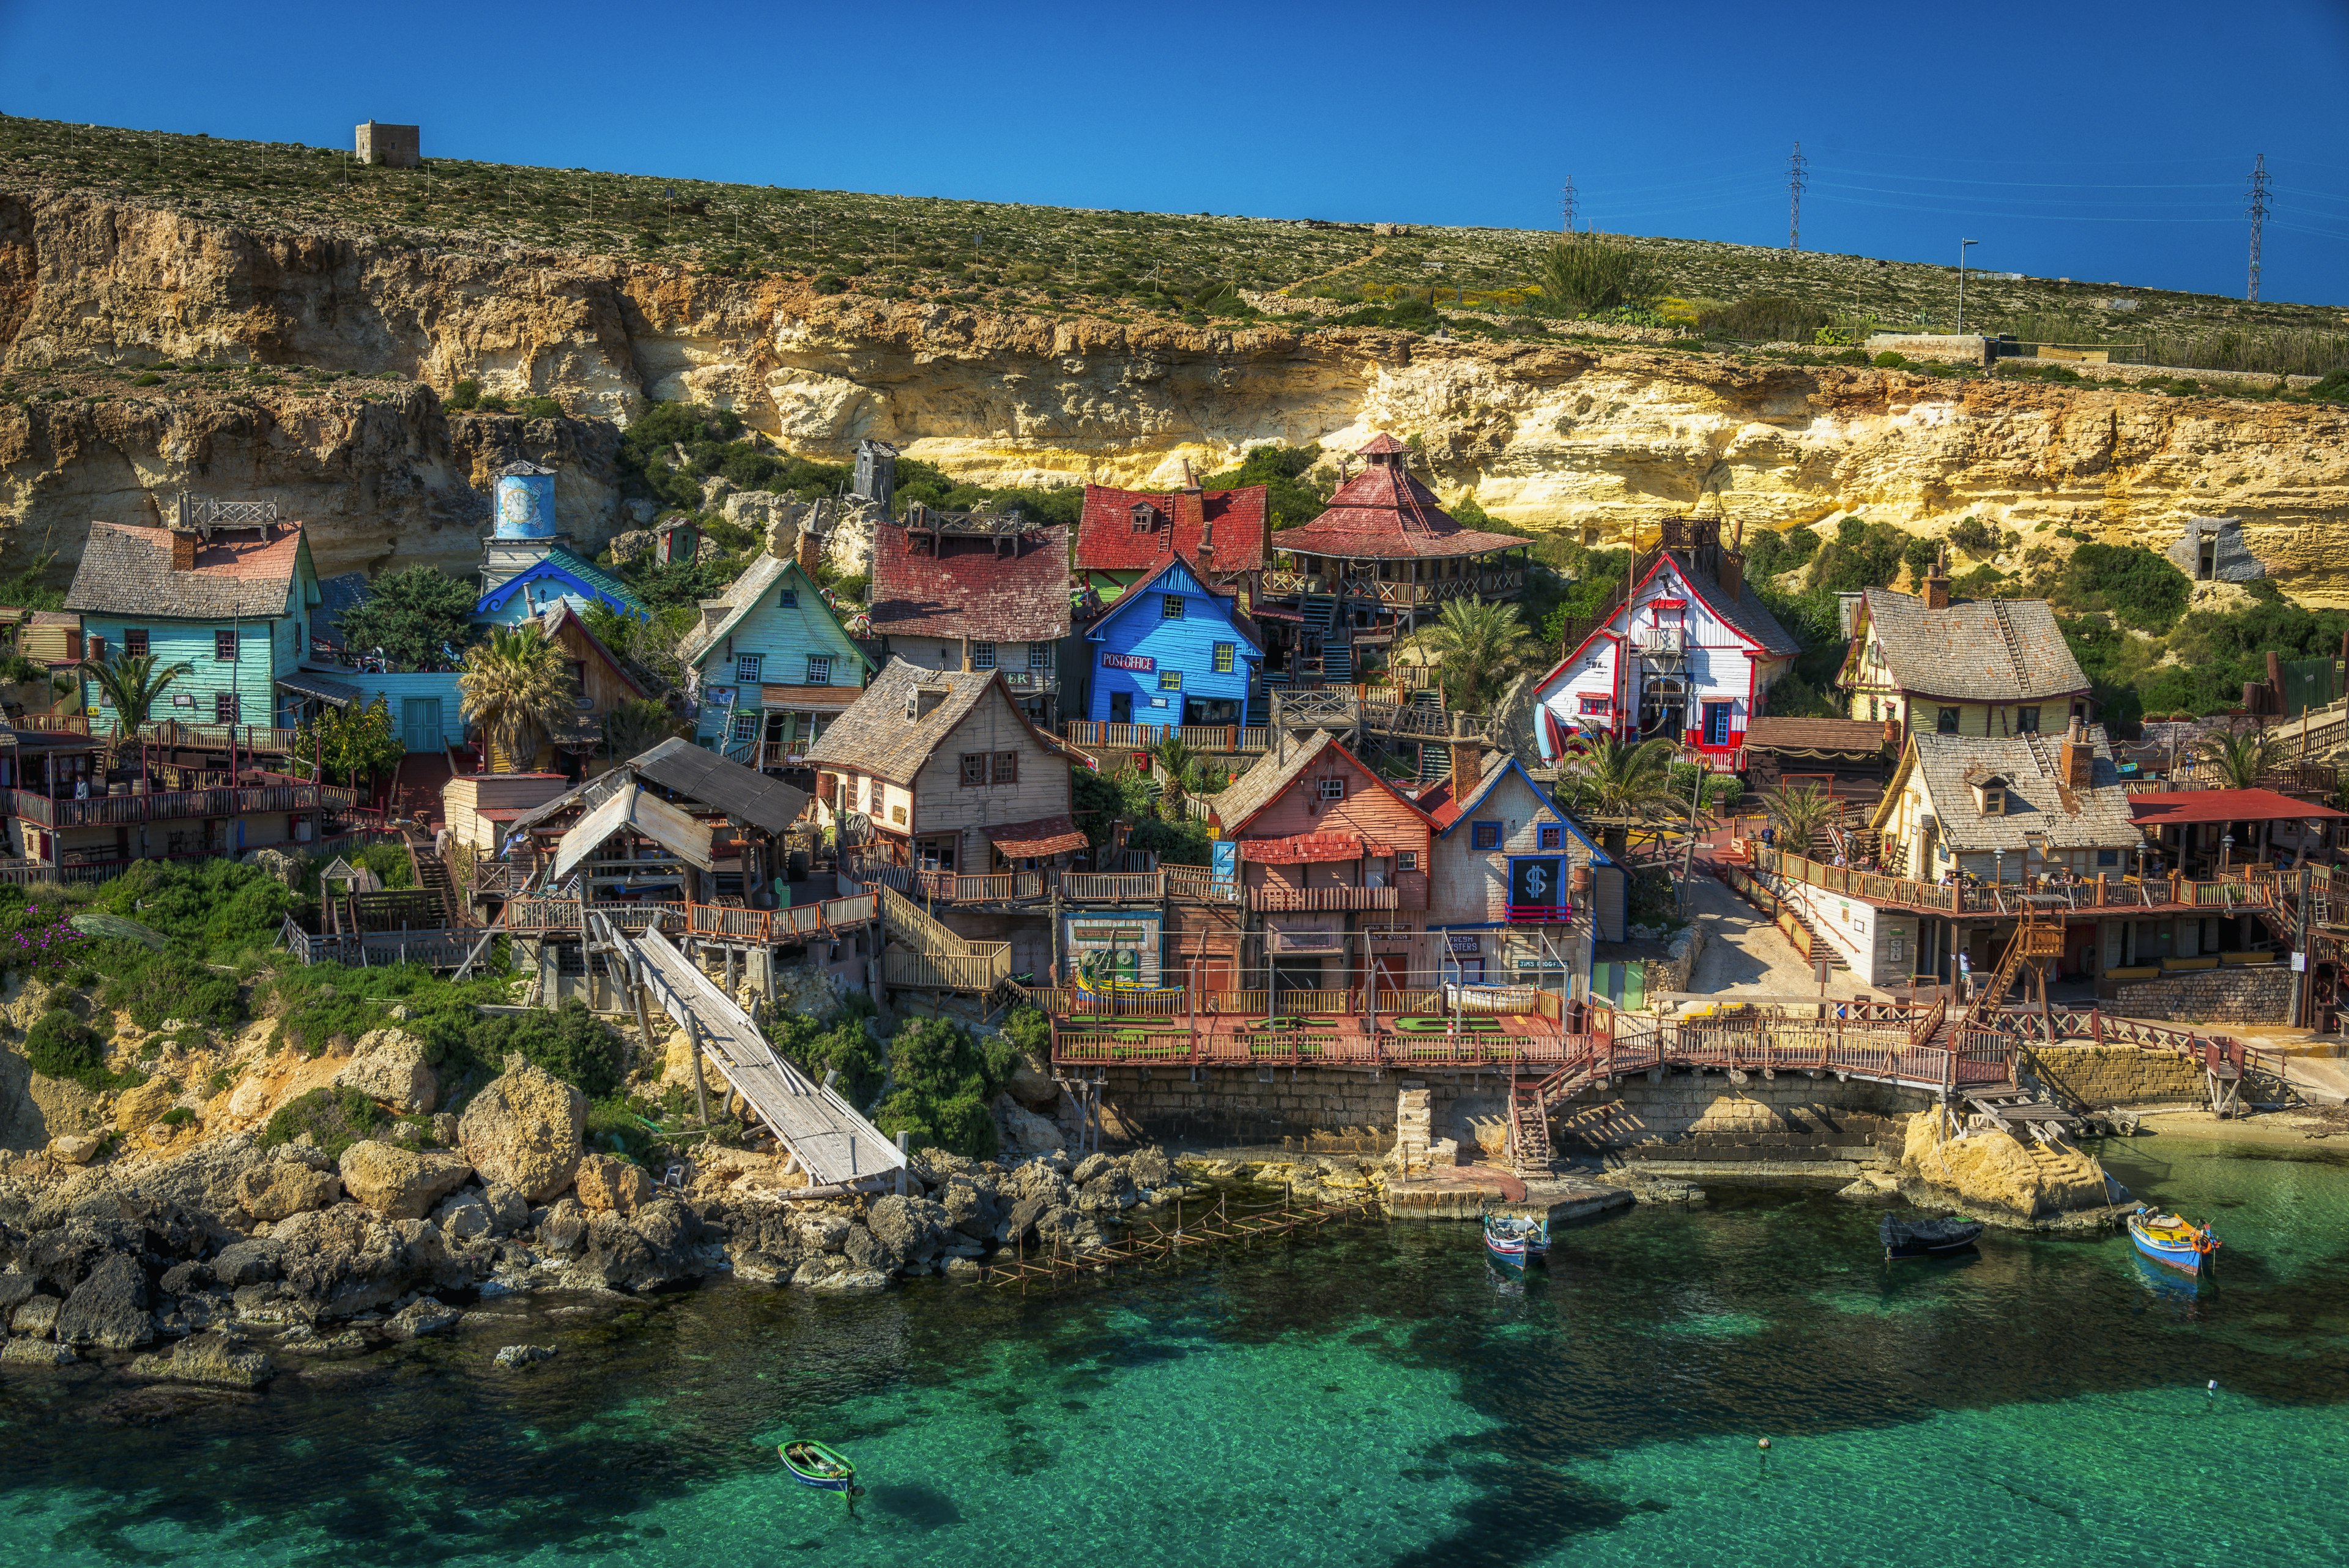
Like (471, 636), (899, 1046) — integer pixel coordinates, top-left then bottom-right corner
(2247, 152), (2271, 302)
(1788, 141), (1806, 251)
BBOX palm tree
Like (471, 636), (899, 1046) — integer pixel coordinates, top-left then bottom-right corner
(459, 625), (575, 772)
(603, 696), (680, 761)
(1758, 782), (1839, 856)
(2191, 725), (2274, 790)
(78, 649), (193, 769)
(1403, 598), (1534, 714)
(1558, 736), (1679, 857)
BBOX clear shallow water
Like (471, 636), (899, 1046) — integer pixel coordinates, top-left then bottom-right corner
(3, 1135), (2347, 1568)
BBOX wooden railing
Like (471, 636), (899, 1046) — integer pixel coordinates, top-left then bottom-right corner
(1249, 884), (1400, 912)
(1061, 721), (1275, 754)
(683, 892), (879, 943)
(505, 896), (583, 932)
(1748, 844), (2278, 917)
(885, 945), (1012, 992)
(46, 715), (303, 752)
(8, 779), (358, 829)
(1060, 871), (1165, 902)
(1163, 864), (1241, 903)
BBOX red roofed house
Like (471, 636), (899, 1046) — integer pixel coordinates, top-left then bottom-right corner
(1261, 434), (1533, 686)
(1530, 518), (1800, 768)
(1074, 467), (1267, 609)
(868, 507), (1073, 728)
(1209, 730), (1434, 1000)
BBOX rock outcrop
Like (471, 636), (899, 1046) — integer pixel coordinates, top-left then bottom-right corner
(1897, 1109), (2111, 1225)
(457, 1061), (585, 1203)
(5, 190), (2349, 597)
(573, 1154), (651, 1214)
(337, 1141), (471, 1221)
(335, 1030), (438, 1115)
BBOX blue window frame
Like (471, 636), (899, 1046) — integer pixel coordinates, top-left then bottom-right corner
(1702, 702), (1732, 746)
(779, 588), (798, 608)
(1472, 821), (1501, 850)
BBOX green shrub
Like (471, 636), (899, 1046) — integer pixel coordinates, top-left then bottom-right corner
(1531, 231), (1657, 316)
(1947, 516), (1999, 556)
(159, 1106), (195, 1127)
(871, 1016), (1018, 1160)
(92, 858), (299, 953)
(587, 1095), (659, 1163)
(354, 841), (417, 889)
(257, 1087), (385, 1162)
(514, 395), (565, 420)
(1873, 351), (1907, 368)
(444, 378), (480, 411)
(132, 372), (161, 387)
(1831, 348), (1871, 365)
(2047, 543), (2191, 634)
(103, 952), (242, 1031)
(1699, 295), (1829, 343)
(812, 274), (847, 294)
(26, 1008), (108, 1089)
(768, 997), (883, 1109)
(475, 1001), (626, 1100)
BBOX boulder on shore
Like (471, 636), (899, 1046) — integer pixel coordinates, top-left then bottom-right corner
(128, 1331), (273, 1388)
(574, 1153), (652, 1214)
(54, 1252), (152, 1350)
(339, 1141), (472, 1221)
(237, 1159), (341, 1223)
(458, 1060), (586, 1203)
(336, 1030), (439, 1114)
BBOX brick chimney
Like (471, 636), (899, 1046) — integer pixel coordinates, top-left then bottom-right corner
(1716, 546), (1743, 604)
(796, 522), (823, 577)
(1923, 546), (1951, 611)
(959, 634), (974, 672)
(2060, 715), (2093, 787)
(1450, 740), (1482, 792)
(1197, 522), (1215, 578)
(169, 527), (198, 572)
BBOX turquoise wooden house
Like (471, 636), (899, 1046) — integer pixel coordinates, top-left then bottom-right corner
(473, 546), (648, 626)
(64, 511), (322, 735)
(1083, 558), (1260, 727)
(678, 554), (875, 764)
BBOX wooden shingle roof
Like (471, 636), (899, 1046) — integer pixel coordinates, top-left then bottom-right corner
(1884, 727), (2138, 853)
(64, 521), (305, 620)
(801, 658), (998, 785)
(1859, 589), (2087, 704)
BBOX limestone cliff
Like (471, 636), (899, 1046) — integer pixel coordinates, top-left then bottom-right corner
(8, 188), (2349, 596)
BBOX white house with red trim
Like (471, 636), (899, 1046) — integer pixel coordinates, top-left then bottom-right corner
(1531, 524), (1800, 766)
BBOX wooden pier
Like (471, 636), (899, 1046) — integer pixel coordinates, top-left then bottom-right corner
(985, 1190), (1381, 1291)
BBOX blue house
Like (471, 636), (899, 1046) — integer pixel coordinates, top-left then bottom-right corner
(677, 553), (875, 763)
(1083, 558), (1260, 727)
(473, 546), (648, 626)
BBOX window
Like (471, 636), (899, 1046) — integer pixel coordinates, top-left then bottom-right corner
(1212, 641), (1236, 673)
(1472, 822), (1501, 850)
(993, 751), (1019, 784)
(1397, 850), (1419, 871)
(729, 713), (757, 741)
(971, 641), (996, 670)
(1318, 777), (1346, 803)
(960, 752), (987, 787)
(1159, 670), (1183, 693)
(1538, 825), (1563, 851)
(1578, 695), (1611, 716)
(779, 588), (798, 608)
(1161, 594), (1185, 620)
(1027, 642), (1050, 669)
(124, 630), (149, 658)
(1130, 503), (1157, 533)
(214, 692), (240, 724)
(891, 804), (907, 825)
(806, 655), (834, 685)
(2097, 849), (2120, 867)
(214, 629), (238, 661)
(1937, 707), (1961, 735)
(1702, 702), (1733, 747)
(735, 654), (763, 683)
(86, 636), (106, 664)
(2016, 706), (2041, 734)
(1868, 697), (1879, 721)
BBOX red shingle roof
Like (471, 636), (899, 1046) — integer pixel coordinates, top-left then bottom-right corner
(2131, 788), (2348, 826)
(1075, 485), (1267, 574)
(868, 521), (1072, 642)
(1271, 442), (1524, 562)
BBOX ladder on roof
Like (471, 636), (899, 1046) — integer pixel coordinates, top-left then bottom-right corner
(1991, 602), (2033, 694)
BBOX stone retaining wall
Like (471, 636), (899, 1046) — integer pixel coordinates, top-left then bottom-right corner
(2024, 1044), (2209, 1107)
(2107, 965), (2293, 1024)
(1552, 1069), (1920, 1169)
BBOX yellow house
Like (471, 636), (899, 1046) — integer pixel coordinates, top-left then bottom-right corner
(1837, 568), (2089, 745)
(1870, 719), (2140, 885)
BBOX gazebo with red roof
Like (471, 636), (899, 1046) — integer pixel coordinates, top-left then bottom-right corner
(1258, 434), (1531, 687)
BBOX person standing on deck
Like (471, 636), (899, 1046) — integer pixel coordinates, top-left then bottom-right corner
(1958, 948), (1972, 1002)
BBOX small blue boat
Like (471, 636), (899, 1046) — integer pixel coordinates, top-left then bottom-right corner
(779, 1441), (859, 1494)
(2127, 1206), (2219, 1279)
(1483, 1213), (1549, 1270)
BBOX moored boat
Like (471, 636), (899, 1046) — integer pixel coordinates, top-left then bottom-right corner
(1484, 1213), (1549, 1269)
(2128, 1206), (2219, 1277)
(1879, 1213), (1984, 1260)
(779, 1440), (859, 1493)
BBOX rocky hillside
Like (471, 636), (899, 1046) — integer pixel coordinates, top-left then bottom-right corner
(6, 186), (2349, 597)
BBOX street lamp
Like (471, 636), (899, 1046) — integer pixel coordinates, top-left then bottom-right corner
(1956, 239), (1978, 336)
(2222, 833), (2235, 872)
(1993, 847), (2005, 886)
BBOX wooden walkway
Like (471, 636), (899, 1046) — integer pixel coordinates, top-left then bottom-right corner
(986, 1191), (1381, 1291)
(607, 920), (907, 1190)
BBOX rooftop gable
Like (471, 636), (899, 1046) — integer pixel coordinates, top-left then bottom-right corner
(1851, 587), (2087, 704)
(1210, 730), (1433, 836)
(1083, 558), (1264, 650)
(676, 554), (871, 671)
(803, 659), (1039, 786)
(473, 547), (648, 622)
(869, 519), (1073, 643)
(1532, 548), (1800, 697)
(65, 519), (312, 621)
(1075, 484), (1267, 574)
(1876, 726), (2137, 852)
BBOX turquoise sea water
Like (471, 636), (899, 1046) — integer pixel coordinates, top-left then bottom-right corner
(4, 1135), (2347, 1567)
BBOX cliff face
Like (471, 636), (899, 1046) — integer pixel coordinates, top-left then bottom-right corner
(7, 189), (2349, 598)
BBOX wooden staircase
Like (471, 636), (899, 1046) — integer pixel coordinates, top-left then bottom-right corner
(1508, 1071), (1554, 1175)
(405, 834), (460, 927)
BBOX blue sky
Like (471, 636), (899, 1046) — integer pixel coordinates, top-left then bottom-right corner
(4, 0), (2348, 303)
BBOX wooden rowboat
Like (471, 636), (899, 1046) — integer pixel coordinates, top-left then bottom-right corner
(1484, 1213), (1549, 1270)
(779, 1440), (859, 1493)
(2128, 1206), (2219, 1279)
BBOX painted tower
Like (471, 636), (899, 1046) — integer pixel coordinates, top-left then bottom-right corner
(480, 460), (570, 594)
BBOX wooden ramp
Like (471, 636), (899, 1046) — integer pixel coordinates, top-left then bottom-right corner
(606, 919), (906, 1190)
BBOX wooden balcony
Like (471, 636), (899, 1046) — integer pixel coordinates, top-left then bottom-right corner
(845, 857), (1045, 904)
(26, 714), (305, 753)
(1250, 884), (1400, 912)
(1063, 721), (1273, 754)
(1260, 567), (1527, 606)
(1059, 871), (1165, 903)
(7, 779), (358, 830)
